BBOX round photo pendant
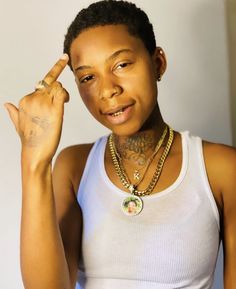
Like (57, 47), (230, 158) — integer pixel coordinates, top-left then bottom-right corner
(122, 195), (143, 216)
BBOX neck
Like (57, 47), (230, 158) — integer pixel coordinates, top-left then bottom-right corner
(113, 105), (166, 167)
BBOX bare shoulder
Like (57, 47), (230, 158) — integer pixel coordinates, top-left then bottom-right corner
(203, 142), (236, 284)
(53, 143), (94, 194)
(203, 141), (236, 176)
(203, 141), (236, 210)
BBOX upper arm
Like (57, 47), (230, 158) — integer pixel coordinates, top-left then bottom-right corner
(52, 144), (92, 288)
(204, 142), (236, 288)
(220, 147), (236, 289)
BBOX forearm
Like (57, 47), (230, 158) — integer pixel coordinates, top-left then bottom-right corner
(4, 54), (72, 289)
(20, 161), (71, 289)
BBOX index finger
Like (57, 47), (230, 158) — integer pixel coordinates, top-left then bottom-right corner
(43, 54), (69, 85)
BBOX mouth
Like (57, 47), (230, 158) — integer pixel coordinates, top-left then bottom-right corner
(102, 103), (135, 125)
(103, 103), (133, 116)
(109, 107), (126, 117)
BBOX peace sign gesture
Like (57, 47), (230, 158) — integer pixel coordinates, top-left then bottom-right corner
(5, 54), (70, 168)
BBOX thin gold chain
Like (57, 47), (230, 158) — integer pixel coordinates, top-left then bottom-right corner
(113, 125), (168, 186)
(108, 126), (174, 196)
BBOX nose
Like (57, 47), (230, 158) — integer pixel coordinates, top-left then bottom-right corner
(99, 77), (123, 101)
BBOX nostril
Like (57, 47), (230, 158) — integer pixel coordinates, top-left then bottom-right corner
(112, 85), (123, 98)
(100, 85), (123, 100)
(113, 86), (122, 96)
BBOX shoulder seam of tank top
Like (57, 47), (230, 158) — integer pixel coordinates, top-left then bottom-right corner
(98, 131), (189, 199)
(195, 136), (220, 230)
(77, 135), (108, 204)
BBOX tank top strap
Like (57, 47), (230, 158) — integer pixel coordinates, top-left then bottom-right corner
(182, 131), (220, 229)
(77, 135), (108, 204)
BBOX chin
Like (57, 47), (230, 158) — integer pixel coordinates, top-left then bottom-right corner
(109, 121), (144, 137)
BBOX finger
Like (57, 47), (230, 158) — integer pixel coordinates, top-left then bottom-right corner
(52, 87), (70, 105)
(4, 103), (19, 132)
(43, 54), (69, 85)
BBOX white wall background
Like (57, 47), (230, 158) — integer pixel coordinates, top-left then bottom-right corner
(0, 0), (231, 288)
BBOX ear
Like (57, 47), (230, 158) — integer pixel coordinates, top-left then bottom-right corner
(152, 47), (167, 81)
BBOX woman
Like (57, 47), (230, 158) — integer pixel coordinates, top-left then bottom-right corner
(4, 1), (236, 288)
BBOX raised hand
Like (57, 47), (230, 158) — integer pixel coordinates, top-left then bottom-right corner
(5, 54), (70, 169)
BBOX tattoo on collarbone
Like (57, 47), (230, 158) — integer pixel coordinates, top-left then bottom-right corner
(116, 133), (156, 167)
(128, 153), (147, 166)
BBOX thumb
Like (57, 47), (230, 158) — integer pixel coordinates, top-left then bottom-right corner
(4, 103), (19, 132)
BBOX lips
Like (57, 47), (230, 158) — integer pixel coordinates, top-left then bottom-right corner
(102, 103), (134, 116)
(102, 103), (135, 125)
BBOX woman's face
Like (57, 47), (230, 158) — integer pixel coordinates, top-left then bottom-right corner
(127, 201), (137, 213)
(70, 24), (165, 136)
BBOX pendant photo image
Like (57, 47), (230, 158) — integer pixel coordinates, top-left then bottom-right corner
(122, 195), (143, 216)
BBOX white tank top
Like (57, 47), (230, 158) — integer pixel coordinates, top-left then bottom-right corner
(76, 131), (220, 289)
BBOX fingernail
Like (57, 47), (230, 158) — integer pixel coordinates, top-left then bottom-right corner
(60, 53), (69, 60)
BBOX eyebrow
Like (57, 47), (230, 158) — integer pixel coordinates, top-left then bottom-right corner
(74, 48), (133, 72)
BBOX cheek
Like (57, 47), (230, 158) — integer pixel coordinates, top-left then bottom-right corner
(125, 69), (157, 104)
(125, 61), (156, 91)
(140, 66), (158, 100)
(79, 86), (98, 115)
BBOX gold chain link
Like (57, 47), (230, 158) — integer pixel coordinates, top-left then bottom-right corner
(108, 126), (174, 196)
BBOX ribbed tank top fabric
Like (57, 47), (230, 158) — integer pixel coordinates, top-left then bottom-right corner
(76, 131), (220, 289)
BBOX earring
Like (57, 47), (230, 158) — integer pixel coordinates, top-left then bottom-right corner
(157, 75), (162, 82)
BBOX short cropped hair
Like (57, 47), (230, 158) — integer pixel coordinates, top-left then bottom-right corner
(63, 0), (156, 70)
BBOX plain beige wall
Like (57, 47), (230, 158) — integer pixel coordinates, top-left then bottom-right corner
(226, 0), (236, 146)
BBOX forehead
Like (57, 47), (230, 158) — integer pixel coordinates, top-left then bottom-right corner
(70, 24), (145, 69)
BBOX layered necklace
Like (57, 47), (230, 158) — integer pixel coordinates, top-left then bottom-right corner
(108, 125), (174, 216)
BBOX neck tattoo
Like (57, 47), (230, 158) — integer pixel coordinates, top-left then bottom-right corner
(114, 128), (167, 182)
(114, 133), (156, 167)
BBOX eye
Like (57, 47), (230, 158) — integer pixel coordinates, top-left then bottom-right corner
(115, 62), (132, 70)
(80, 75), (95, 84)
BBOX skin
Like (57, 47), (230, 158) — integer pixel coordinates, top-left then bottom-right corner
(5, 24), (236, 289)
(127, 201), (138, 214)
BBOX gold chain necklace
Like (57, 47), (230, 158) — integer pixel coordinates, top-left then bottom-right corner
(113, 125), (168, 186)
(108, 126), (174, 216)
